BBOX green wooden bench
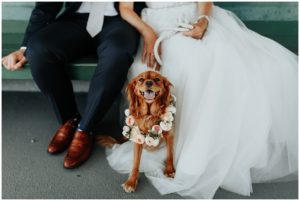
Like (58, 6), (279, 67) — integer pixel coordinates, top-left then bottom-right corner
(2, 2), (298, 80)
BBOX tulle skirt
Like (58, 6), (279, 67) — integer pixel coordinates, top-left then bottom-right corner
(106, 4), (298, 198)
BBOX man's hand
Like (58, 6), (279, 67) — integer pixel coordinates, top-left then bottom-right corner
(183, 18), (209, 40)
(2, 49), (27, 71)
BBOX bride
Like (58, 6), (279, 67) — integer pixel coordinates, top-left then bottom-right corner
(105, 2), (298, 198)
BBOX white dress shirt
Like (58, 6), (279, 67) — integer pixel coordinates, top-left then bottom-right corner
(77, 2), (118, 16)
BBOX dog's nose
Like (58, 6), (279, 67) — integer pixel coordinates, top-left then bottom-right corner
(145, 80), (153, 87)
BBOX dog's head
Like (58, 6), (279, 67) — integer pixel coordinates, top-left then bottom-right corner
(126, 71), (173, 117)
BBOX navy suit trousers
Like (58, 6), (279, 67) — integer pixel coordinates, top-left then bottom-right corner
(25, 13), (140, 133)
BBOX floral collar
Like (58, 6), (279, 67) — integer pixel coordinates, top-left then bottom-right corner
(122, 95), (176, 147)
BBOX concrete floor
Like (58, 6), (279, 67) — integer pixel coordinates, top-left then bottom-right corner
(2, 92), (298, 199)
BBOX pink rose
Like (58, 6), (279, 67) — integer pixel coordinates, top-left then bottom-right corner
(151, 125), (162, 134)
(136, 134), (145, 144)
(130, 133), (144, 145)
(125, 115), (135, 126)
(129, 126), (144, 144)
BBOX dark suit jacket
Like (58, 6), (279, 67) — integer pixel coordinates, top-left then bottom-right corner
(22, 2), (146, 46)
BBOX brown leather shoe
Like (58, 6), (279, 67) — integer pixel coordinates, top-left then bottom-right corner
(63, 131), (93, 169)
(47, 119), (78, 154)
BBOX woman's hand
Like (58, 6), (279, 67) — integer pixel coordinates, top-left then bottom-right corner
(142, 29), (159, 68)
(119, 2), (161, 68)
(184, 2), (212, 40)
(183, 18), (209, 40)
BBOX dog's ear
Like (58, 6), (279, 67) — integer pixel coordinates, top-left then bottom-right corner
(126, 79), (137, 115)
(161, 77), (173, 107)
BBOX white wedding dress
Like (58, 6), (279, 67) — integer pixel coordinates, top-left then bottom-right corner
(106, 2), (298, 198)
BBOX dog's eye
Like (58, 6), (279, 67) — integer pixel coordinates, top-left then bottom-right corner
(154, 78), (161, 82)
(139, 78), (144, 82)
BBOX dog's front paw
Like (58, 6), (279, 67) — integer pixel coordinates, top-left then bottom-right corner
(122, 179), (138, 193)
(164, 166), (176, 178)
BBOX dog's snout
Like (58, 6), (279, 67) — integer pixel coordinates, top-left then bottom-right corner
(145, 80), (153, 87)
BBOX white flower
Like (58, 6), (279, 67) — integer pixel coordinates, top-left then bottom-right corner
(166, 105), (176, 114)
(135, 134), (145, 144)
(151, 125), (162, 134)
(160, 121), (173, 131)
(152, 138), (160, 147)
(124, 109), (130, 117)
(122, 131), (129, 137)
(145, 136), (160, 147)
(130, 126), (140, 136)
(162, 112), (174, 122)
(123, 126), (130, 132)
(125, 115), (135, 126)
(145, 136), (154, 146)
(129, 126), (145, 144)
(171, 95), (176, 103)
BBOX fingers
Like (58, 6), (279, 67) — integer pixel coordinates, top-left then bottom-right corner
(2, 56), (8, 69)
(142, 49), (147, 64)
(142, 51), (154, 68)
(150, 44), (162, 68)
(142, 49), (156, 68)
(183, 30), (194, 37)
(150, 53), (156, 67)
(2, 56), (7, 64)
(183, 22), (207, 40)
(147, 52), (151, 67)
(4, 54), (26, 71)
(7, 55), (18, 70)
(155, 63), (161, 71)
(200, 29), (207, 40)
(20, 56), (27, 64)
(183, 30), (204, 40)
(147, 52), (155, 68)
(13, 58), (26, 70)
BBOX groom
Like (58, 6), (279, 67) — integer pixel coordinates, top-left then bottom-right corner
(2, 2), (144, 168)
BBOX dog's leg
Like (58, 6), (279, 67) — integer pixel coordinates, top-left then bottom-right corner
(163, 133), (176, 178)
(122, 143), (143, 193)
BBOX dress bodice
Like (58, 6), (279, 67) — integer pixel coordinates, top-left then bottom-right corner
(142, 2), (198, 33)
(146, 2), (195, 9)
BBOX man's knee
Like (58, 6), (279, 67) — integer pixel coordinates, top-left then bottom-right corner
(26, 34), (64, 66)
(97, 46), (133, 73)
(100, 24), (139, 57)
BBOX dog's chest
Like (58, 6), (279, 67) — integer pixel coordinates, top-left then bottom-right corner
(135, 115), (159, 133)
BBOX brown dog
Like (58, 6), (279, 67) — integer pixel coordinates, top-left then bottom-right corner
(98, 70), (176, 193)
